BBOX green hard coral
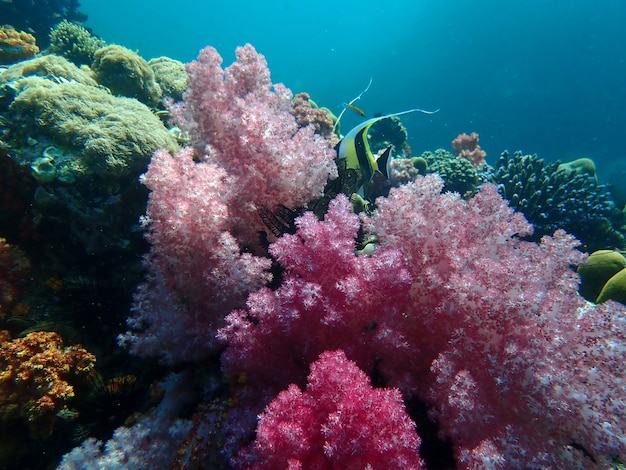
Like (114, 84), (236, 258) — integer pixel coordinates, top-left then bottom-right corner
(577, 249), (626, 302)
(91, 45), (162, 106)
(596, 268), (626, 305)
(493, 151), (626, 252)
(420, 149), (486, 197)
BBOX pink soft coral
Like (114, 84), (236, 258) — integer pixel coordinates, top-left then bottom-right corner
(169, 44), (337, 246)
(237, 350), (423, 469)
(121, 45), (336, 363)
(120, 148), (272, 363)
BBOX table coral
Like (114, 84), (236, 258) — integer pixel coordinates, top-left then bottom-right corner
(0, 331), (95, 438)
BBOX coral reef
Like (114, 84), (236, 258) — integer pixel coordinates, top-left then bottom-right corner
(0, 26), (39, 65)
(91, 45), (163, 106)
(493, 150), (626, 251)
(0, 37), (623, 469)
(49, 20), (106, 66)
(451, 131), (487, 167)
(237, 350), (423, 469)
(0, 0), (86, 49)
(0, 331), (95, 438)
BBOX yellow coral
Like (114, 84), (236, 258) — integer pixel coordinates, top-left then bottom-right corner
(0, 25), (39, 65)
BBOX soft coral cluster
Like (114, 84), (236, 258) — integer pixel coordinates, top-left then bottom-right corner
(238, 350), (423, 469)
(218, 194), (414, 396)
(220, 175), (626, 467)
(169, 44), (337, 247)
(121, 45), (336, 363)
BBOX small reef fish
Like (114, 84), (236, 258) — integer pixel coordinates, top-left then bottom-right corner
(343, 101), (366, 117)
(336, 108), (439, 192)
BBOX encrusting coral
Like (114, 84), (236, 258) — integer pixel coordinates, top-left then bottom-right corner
(0, 331), (95, 438)
(0, 26), (39, 65)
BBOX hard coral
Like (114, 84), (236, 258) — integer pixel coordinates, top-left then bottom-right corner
(238, 350), (423, 469)
(494, 150), (626, 251)
(0, 25), (39, 65)
(91, 45), (162, 106)
(49, 20), (106, 66)
(0, 331), (95, 438)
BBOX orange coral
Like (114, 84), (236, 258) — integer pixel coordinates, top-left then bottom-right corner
(0, 25), (39, 65)
(0, 331), (95, 438)
(452, 131), (487, 168)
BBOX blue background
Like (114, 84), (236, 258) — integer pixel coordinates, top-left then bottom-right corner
(79, 0), (626, 186)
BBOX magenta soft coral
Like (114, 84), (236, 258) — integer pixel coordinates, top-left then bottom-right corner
(220, 175), (626, 467)
(218, 194), (414, 392)
(237, 350), (423, 469)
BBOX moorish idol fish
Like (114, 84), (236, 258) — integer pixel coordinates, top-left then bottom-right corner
(336, 108), (439, 193)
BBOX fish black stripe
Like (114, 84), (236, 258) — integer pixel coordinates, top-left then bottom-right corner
(354, 127), (373, 182)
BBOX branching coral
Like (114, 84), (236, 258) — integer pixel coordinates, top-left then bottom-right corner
(493, 150), (626, 251)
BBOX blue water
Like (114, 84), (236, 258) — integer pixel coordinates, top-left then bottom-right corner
(80, 0), (626, 186)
